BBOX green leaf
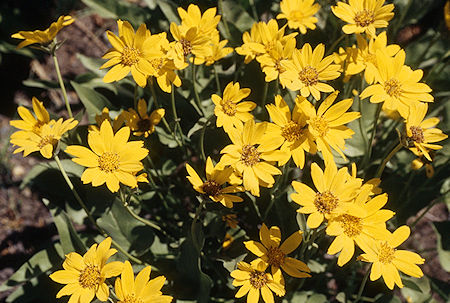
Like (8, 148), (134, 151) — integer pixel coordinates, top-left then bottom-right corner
(432, 221), (450, 271)
(80, 0), (149, 24)
(76, 54), (106, 76)
(400, 276), (432, 303)
(71, 81), (113, 123)
(157, 0), (180, 24)
(307, 294), (327, 303)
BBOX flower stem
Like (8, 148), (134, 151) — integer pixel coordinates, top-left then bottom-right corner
(53, 154), (144, 264)
(213, 64), (221, 94)
(363, 103), (382, 170)
(261, 81), (269, 107)
(200, 115), (214, 162)
(354, 269), (370, 303)
(218, 0), (232, 41)
(191, 197), (206, 252)
(52, 53), (73, 118)
(192, 63), (205, 116)
(171, 86), (186, 147)
(375, 142), (403, 178)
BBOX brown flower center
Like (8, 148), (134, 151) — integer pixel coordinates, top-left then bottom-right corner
(314, 191), (339, 214)
(249, 271), (268, 289)
(240, 145), (260, 166)
(299, 66), (319, 86)
(121, 47), (141, 66)
(120, 294), (144, 303)
(98, 152), (120, 173)
(337, 214), (362, 237)
(309, 117), (329, 137)
(378, 242), (396, 264)
(267, 246), (286, 268)
(384, 78), (402, 97)
(150, 58), (164, 71)
(38, 135), (57, 149)
(354, 9), (375, 27)
(409, 126), (424, 144)
(275, 60), (286, 74)
(137, 118), (152, 132)
(202, 180), (222, 197)
(221, 100), (237, 116)
(180, 39), (192, 56)
(282, 121), (304, 142)
(78, 264), (102, 289)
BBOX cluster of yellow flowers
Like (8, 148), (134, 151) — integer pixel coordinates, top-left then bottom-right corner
(49, 237), (172, 303)
(8, 0), (449, 302)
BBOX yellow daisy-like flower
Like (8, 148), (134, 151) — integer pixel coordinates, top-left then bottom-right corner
(291, 161), (363, 228)
(360, 50), (434, 118)
(244, 224), (311, 284)
(122, 99), (165, 138)
(49, 237), (124, 303)
(231, 260), (285, 303)
(88, 107), (125, 133)
(331, 0), (394, 37)
(359, 226), (425, 290)
(65, 121), (148, 192)
(405, 103), (448, 161)
(10, 117), (78, 159)
(219, 119), (286, 197)
(177, 4), (221, 38)
(186, 157), (243, 208)
(101, 20), (156, 87)
(201, 37), (233, 66)
(277, 0), (321, 34)
(256, 38), (296, 83)
(326, 191), (394, 266)
(411, 152), (434, 178)
(298, 91), (360, 163)
(11, 15), (74, 49)
(212, 82), (256, 134)
(235, 24), (262, 64)
(261, 95), (317, 168)
(10, 97), (51, 134)
(280, 43), (341, 100)
(115, 261), (172, 303)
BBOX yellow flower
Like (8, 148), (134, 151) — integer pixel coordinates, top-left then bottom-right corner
(231, 260), (285, 303)
(277, 0), (321, 34)
(359, 226), (425, 289)
(223, 233), (234, 249)
(101, 20), (156, 87)
(280, 43), (341, 100)
(88, 107), (125, 133)
(10, 117), (78, 159)
(445, 0), (450, 30)
(256, 38), (296, 82)
(65, 121), (148, 192)
(244, 224), (311, 284)
(186, 157), (243, 208)
(222, 214), (239, 228)
(115, 261), (172, 303)
(298, 91), (360, 163)
(212, 82), (256, 134)
(261, 95), (317, 168)
(219, 119), (286, 196)
(291, 161), (363, 228)
(122, 99), (165, 138)
(235, 24), (263, 64)
(49, 237), (123, 303)
(360, 50), (434, 118)
(177, 4), (221, 38)
(10, 97), (51, 134)
(331, 0), (394, 37)
(202, 37), (233, 66)
(411, 152), (434, 178)
(11, 15), (74, 49)
(405, 103), (447, 161)
(326, 191), (394, 266)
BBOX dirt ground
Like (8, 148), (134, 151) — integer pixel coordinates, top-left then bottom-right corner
(0, 10), (448, 303)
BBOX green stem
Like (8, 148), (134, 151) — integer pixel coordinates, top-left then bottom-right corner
(191, 198), (207, 252)
(52, 53), (73, 118)
(261, 81), (269, 108)
(171, 87), (186, 147)
(326, 34), (346, 56)
(53, 155), (143, 264)
(200, 116), (214, 162)
(213, 64), (222, 94)
(192, 63), (205, 116)
(354, 269), (370, 303)
(410, 191), (449, 229)
(375, 143), (403, 178)
(218, 0), (232, 41)
(363, 103), (382, 170)
(248, 0), (258, 21)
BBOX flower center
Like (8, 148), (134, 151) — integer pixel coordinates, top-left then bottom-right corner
(299, 66), (319, 86)
(249, 271), (268, 289)
(266, 246), (286, 268)
(378, 242), (396, 264)
(120, 294), (144, 303)
(221, 100), (237, 116)
(180, 39), (192, 56)
(291, 10), (304, 21)
(314, 191), (339, 214)
(409, 126), (424, 144)
(202, 180), (222, 197)
(354, 9), (375, 27)
(309, 117), (329, 137)
(98, 152), (120, 173)
(150, 58), (164, 71)
(337, 214), (362, 237)
(384, 78), (402, 97)
(240, 145), (260, 166)
(38, 135), (57, 149)
(282, 121), (304, 142)
(33, 120), (46, 133)
(121, 47), (141, 66)
(78, 264), (102, 289)
(137, 118), (152, 132)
